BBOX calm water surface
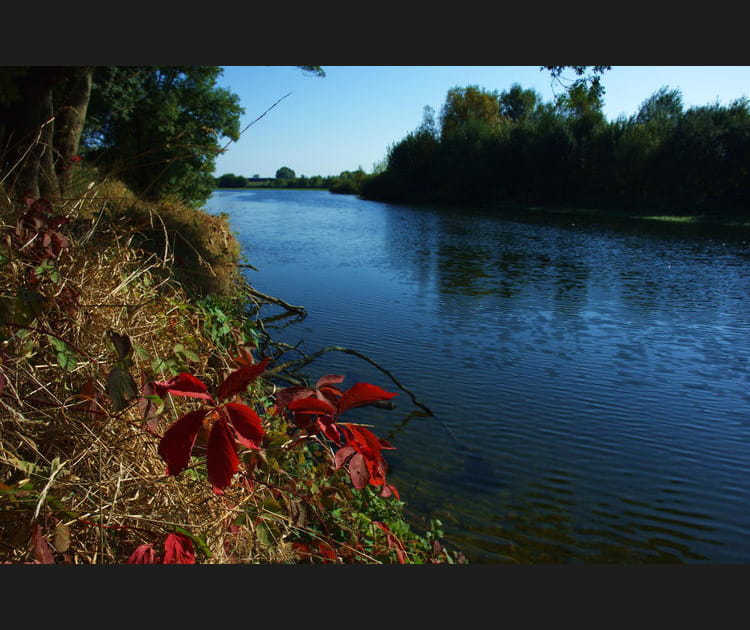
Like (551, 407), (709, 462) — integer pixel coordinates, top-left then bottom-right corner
(206, 189), (750, 563)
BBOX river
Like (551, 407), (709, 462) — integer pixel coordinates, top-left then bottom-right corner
(206, 189), (750, 563)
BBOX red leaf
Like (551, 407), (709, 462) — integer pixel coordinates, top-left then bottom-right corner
(373, 521), (406, 564)
(273, 385), (315, 411)
(340, 424), (389, 486)
(216, 356), (270, 401)
(380, 483), (400, 500)
(317, 386), (344, 407)
(363, 454), (387, 486)
(341, 423), (384, 454)
(231, 343), (257, 367)
(162, 533), (195, 564)
(287, 396), (335, 416)
(127, 543), (159, 564)
(318, 541), (336, 563)
(347, 452), (369, 489)
(207, 418), (239, 494)
(137, 378), (161, 429)
(31, 521), (55, 564)
(224, 402), (264, 449)
(334, 445), (356, 470)
(315, 374), (345, 389)
(315, 417), (342, 444)
(292, 542), (312, 559)
(157, 409), (210, 476)
(154, 373), (213, 402)
(337, 382), (398, 416)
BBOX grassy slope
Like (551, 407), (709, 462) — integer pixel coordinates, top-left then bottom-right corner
(0, 180), (459, 564)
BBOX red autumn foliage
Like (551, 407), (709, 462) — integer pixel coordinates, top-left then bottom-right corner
(277, 378), (399, 496)
(372, 521), (407, 564)
(127, 543), (159, 564)
(31, 520), (55, 564)
(10, 198), (70, 262)
(162, 532), (196, 564)
(126, 533), (195, 564)
(154, 359), (269, 494)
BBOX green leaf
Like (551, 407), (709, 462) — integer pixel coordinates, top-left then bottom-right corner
(106, 361), (138, 412)
(47, 336), (77, 372)
(152, 356), (178, 375)
(132, 343), (150, 361)
(174, 526), (212, 559)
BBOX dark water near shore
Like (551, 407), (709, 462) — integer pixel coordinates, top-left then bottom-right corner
(206, 189), (750, 563)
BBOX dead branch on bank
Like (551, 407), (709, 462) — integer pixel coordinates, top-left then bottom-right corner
(266, 345), (434, 416)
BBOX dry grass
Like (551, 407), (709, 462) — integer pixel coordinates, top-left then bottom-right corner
(0, 188), (297, 564)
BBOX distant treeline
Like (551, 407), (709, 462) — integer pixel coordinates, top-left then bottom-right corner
(356, 83), (750, 217)
(215, 167), (367, 193)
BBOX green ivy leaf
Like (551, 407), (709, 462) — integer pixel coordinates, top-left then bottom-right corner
(47, 336), (77, 372)
(106, 361), (137, 412)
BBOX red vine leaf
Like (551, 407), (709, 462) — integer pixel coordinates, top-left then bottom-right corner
(31, 520), (55, 564)
(206, 419), (239, 494)
(216, 356), (270, 401)
(157, 409), (210, 476)
(223, 402), (265, 449)
(337, 382), (398, 416)
(373, 521), (407, 564)
(127, 543), (159, 564)
(315, 374), (345, 389)
(154, 373), (213, 402)
(163, 533), (196, 564)
(334, 445), (356, 469)
(347, 452), (369, 489)
(380, 484), (400, 500)
(287, 396), (336, 416)
(273, 385), (315, 412)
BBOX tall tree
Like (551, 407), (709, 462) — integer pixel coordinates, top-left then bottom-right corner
(275, 166), (296, 180)
(83, 66), (243, 206)
(439, 85), (503, 140)
(634, 86), (683, 129)
(499, 83), (541, 123)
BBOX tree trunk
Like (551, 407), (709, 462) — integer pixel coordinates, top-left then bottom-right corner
(0, 68), (57, 199)
(53, 67), (93, 197)
(0, 66), (90, 202)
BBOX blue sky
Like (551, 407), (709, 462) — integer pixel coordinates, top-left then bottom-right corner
(213, 66), (750, 179)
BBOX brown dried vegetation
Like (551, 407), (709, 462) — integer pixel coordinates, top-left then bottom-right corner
(0, 179), (456, 564)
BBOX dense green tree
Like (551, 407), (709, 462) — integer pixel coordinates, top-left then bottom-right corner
(216, 173), (248, 188)
(83, 66), (243, 206)
(633, 86), (683, 136)
(275, 166), (296, 180)
(499, 83), (541, 123)
(439, 85), (504, 140)
(361, 74), (750, 217)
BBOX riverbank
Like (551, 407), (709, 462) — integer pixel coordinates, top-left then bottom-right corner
(501, 203), (750, 229)
(0, 182), (461, 564)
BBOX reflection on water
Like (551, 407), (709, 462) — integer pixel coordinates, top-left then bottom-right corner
(206, 190), (750, 563)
